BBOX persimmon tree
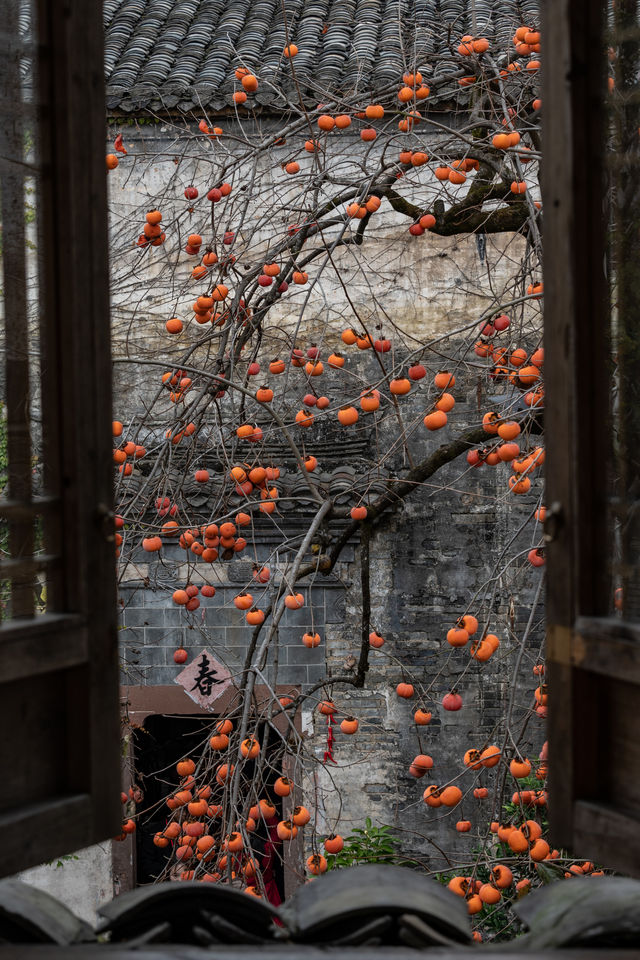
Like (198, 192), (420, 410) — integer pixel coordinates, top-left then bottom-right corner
(107, 21), (596, 941)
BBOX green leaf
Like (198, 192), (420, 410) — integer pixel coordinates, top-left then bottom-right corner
(534, 862), (564, 884)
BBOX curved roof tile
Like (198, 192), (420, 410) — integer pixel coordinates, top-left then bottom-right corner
(104, 0), (540, 112)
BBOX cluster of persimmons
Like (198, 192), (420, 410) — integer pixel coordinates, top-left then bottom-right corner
(106, 22), (598, 937)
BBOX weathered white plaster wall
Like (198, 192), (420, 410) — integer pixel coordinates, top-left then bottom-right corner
(18, 842), (113, 926)
(107, 120), (536, 409)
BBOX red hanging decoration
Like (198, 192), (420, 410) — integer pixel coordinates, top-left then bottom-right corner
(323, 714), (337, 764)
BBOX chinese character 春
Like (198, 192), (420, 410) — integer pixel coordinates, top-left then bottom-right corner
(190, 653), (219, 697)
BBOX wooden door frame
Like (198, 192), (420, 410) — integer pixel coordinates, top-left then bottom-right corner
(543, 0), (640, 874)
(114, 685), (305, 897)
(0, 0), (120, 878)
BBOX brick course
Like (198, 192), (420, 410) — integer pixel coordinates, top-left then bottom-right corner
(118, 352), (545, 866)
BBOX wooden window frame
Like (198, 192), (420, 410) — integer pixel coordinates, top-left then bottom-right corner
(0, 0), (120, 877)
(543, 0), (640, 874)
(0, 0), (636, 929)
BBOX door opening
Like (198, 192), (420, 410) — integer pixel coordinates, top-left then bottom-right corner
(133, 714), (286, 902)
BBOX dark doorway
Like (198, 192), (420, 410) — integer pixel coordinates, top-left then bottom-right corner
(133, 714), (285, 900)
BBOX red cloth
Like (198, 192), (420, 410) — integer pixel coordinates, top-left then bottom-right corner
(260, 820), (283, 905)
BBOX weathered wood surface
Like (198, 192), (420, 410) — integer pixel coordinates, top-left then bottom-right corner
(0, 0), (120, 877)
(543, 0), (640, 875)
(0, 615), (86, 683)
(0, 0), (35, 620)
(542, 0), (606, 851)
(573, 618), (640, 685)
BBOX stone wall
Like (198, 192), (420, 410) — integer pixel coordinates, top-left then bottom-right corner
(110, 117), (544, 875)
(117, 347), (545, 869)
(108, 117), (533, 422)
(309, 438), (544, 868)
(119, 548), (352, 690)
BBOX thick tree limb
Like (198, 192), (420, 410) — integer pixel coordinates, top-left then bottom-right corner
(355, 526), (371, 688)
(384, 184), (531, 236)
(328, 421), (494, 566)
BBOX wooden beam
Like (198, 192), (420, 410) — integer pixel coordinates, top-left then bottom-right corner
(573, 801), (640, 876)
(0, 795), (92, 879)
(542, 0), (609, 854)
(36, 0), (121, 846)
(573, 617), (640, 685)
(0, 616), (87, 683)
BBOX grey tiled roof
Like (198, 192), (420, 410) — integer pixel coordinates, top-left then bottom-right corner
(104, 0), (539, 113)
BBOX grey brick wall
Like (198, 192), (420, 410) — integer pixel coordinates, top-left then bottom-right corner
(117, 350), (545, 865)
(306, 384), (545, 866)
(119, 566), (349, 689)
